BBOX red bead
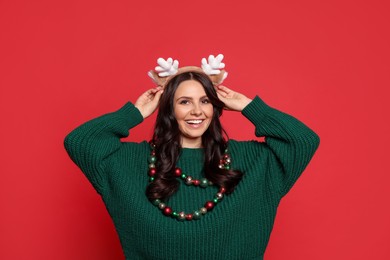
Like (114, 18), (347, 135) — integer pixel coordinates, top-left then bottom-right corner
(219, 187), (226, 194)
(174, 168), (182, 177)
(205, 201), (214, 210)
(223, 154), (229, 159)
(163, 207), (172, 216)
(193, 179), (200, 186)
(151, 151), (156, 156)
(149, 168), (156, 176)
(186, 214), (193, 221)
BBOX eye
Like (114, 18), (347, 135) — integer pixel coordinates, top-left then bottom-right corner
(179, 99), (190, 105)
(201, 99), (210, 104)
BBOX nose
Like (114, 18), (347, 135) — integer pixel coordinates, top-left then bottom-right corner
(190, 103), (202, 116)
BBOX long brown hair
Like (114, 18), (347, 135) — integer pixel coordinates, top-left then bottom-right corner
(146, 71), (243, 201)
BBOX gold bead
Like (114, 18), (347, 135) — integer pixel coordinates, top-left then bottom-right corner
(200, 207), (207, 214)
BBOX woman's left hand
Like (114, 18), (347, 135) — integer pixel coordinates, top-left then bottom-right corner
(215, 85), (252, 112)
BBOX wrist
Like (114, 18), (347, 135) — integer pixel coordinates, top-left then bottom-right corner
(239, 97), (252, 111)
(134, 105), (146, 119)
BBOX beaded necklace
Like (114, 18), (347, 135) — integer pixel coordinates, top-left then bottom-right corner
(147, 143), (231, 221)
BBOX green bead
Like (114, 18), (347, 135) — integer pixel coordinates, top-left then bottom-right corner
(181, 173), (186, 179)
(200, 178), (208, 188)
(153, 199), (161, 206)
(193, 211), (201, 219)
(213, 198), (219, 203)
(225, 165), (231, 170)
(148, 156), (156, 163)
(149, 177), (155, 182)
(172, 212), (178, 217)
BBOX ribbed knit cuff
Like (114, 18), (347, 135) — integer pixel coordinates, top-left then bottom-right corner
(115, 102), (144, 130)
(241, 95), (273, 127)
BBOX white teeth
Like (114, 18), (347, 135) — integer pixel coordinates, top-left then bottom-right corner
(186, 120), (203, 124)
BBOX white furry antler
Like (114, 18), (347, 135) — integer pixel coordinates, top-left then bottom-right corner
(155, 57), (179, 77)
(201, 54), (225, 75)
(148, 54), (228, 87)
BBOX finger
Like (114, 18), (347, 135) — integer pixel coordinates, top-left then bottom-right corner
(144, 89), (155, 99)
(138, 90), (153, 102)
(219, 62), (225, 69)
(216, 92), (231, 110)
(216, 89), (228, 98)
(152, 89), (164, 103)
(149, 86), (161, 93)
(145, 87), (161, 96)
(217, 85), (232, 93)
(201, 58), (208, 65)
(216, 91), (225, 100)
(216, 87), (231, 98)
(149, 86), (162, 95)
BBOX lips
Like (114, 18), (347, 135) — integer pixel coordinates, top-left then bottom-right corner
(185, 119), (206, 129)
(186, 120), (204, 125)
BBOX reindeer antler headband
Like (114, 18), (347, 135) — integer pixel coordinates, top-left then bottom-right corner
(148, 54), (228, 87)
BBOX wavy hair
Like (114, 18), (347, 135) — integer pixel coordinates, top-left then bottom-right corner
(146, 71), (243, 201)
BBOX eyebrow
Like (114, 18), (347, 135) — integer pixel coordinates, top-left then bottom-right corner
(176, 95), (208, 101)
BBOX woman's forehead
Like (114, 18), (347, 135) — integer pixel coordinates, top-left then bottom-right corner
(174, 80), (206, 98)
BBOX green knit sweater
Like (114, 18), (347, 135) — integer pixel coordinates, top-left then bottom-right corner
(64, 96), (319, 259)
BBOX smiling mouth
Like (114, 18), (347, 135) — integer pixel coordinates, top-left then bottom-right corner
(186, 120), (204, 125)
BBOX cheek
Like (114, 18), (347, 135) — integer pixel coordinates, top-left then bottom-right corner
(174, 106), (187, 121)
(206, 106), (214, 118)
(173, 105), (181, 118)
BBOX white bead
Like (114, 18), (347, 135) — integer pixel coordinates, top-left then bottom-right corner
(216, 193), (223, 199)
(185, 176), (193, 185)
(179, 212), (186, 219)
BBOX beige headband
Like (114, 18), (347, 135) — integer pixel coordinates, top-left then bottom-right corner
(147, 54), (228, 87)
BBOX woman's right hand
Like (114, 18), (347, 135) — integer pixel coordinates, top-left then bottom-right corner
(134, 87), (164, 119)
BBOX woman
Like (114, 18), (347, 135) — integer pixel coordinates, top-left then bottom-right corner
(64, 55), (319, 259)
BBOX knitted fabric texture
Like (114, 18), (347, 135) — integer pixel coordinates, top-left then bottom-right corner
(64, 96), (320, 259)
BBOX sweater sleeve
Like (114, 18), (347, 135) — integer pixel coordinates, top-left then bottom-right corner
(241, 96), (320, 197)
(63, 102), (144, 194)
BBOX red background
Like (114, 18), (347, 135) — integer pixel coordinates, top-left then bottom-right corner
(1, 0), (389, 259)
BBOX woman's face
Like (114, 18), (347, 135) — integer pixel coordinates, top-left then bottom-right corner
(173, 80), (214, 148)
